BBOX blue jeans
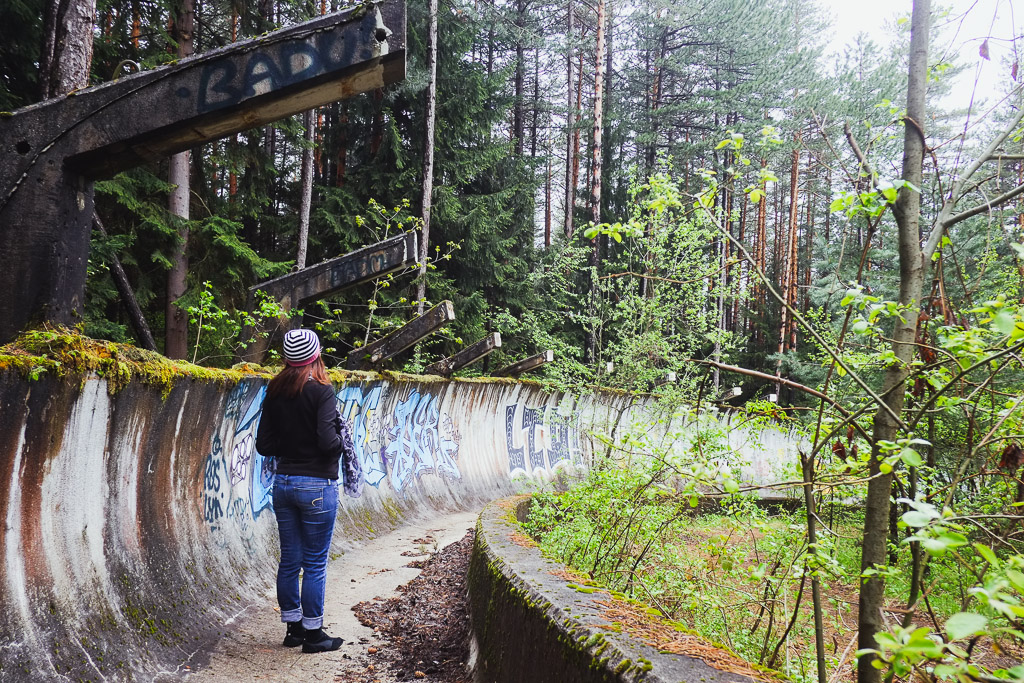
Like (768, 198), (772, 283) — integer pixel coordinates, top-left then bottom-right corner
(273, 474), (339, 630)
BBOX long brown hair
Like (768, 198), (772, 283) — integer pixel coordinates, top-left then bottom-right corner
(266, 356), (331, 399)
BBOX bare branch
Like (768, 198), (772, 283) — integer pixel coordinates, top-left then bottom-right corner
(925, 104), (1024, 259)
(944, 182), (1024, 228)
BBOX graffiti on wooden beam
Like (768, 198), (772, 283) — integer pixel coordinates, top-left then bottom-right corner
(191, 35), (364, 113)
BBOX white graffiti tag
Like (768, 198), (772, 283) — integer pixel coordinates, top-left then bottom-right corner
(387, 390), (460, 492)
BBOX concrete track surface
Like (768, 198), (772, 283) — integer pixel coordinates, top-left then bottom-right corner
(0, 350), (798, 681)
(182, 509), (480, 682)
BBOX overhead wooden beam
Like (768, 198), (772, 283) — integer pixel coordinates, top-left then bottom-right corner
(345, 300), (455, 371)
(424, 332), (501, 376)
(0, 0), (407, 345)
(237, 232), (418, 363)
(495, 350), (554, 377)
(253, 232), (416, 308)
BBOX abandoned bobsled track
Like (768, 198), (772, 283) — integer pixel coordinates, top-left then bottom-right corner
(0, 346), (798, 681)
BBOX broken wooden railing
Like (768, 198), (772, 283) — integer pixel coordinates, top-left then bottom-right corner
(424, 332), (501, 376)
(239, 232), (418, 362)
(495, 350), (553, 378)
(345, 300), (455, 371)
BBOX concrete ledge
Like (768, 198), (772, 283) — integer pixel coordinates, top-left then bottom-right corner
(468, 497), (763, 683)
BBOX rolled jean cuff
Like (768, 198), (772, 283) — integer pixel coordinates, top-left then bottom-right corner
(301, 615), (323, 630)
(280, 608), (302, 624)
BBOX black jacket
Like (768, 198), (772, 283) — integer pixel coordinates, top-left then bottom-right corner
(256, 380), (343, 479)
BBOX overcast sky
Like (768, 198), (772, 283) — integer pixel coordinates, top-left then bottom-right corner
(825, 0), (1021, 108)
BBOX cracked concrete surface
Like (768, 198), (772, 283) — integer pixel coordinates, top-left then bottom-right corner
(182, 508), (481, 682)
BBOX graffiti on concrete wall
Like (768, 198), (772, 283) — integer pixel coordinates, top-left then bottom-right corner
(505, 403), (579, 476)
(203, 382), (272, 548)
(386, 389), (461, 492)
(338, 385), (462, 493)
(205, 383), (465, 540)
(202, 437), (225, 533)
(338, 385), (387, 487)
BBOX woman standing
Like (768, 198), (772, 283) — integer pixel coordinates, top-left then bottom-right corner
(256, 328), (347, 653)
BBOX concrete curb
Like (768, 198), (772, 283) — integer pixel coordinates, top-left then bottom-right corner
(468, 497), (760, 683)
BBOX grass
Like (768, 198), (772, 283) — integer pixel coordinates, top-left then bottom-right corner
(526, 493), (992, 683)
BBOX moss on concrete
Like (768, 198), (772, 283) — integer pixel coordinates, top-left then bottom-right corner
(0, 326), (271, 396)
(468, 497), (769, 683)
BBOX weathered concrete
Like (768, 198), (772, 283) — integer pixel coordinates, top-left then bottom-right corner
(467, 498), (761, 683)
(0, 337), (799, 681)
(0, 363), (623, 680)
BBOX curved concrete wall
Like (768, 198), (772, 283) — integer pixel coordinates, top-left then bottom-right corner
(468, 498), (765, 683)
(0, 362), (799, 681)
(0, 367), (639, 681)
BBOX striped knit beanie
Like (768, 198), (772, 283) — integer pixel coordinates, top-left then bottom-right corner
(283, 329), (321, 366)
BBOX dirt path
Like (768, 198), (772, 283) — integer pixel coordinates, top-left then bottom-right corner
(181, 509), (480, 683)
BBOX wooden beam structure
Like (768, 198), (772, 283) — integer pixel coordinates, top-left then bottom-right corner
(252, 232), (416, 308)
(495, 350), (554, 377)
(238, 232), (418, 362)
(345, 300), (455, 371)
(0, 0), (407, 345)
(424, 332), (501, 376)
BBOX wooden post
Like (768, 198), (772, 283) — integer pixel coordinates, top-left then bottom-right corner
(239, 232), (418, 362)
(345, 300), (455, 371)
(495, 350), (554, 377)
(424, 332), (500, 376)
(0, 0), (407, 345)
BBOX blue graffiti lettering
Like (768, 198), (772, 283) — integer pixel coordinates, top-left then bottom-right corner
(505, 403), (579, 475)
(387, 390), (461, 492)
(523, 407), (546, 472)
(338, 385), (386, 487)
(506, 405), (525, 474)
(192, 31), (359, 114)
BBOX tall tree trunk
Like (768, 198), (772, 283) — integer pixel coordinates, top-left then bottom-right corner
(545, 144), (553, 247)
(165, 0), (195, 360)
(39, 0), (96, 100)
(568, 51), (585, 238)
(787, 136), (801, 353)
(585, 0), (607, 365)
(416, 0), (439, 315)
(803, 184), (814, 314)
(775, 139), (800, 390)
(512, 0), (526, 156)
(295, 1), (328, 270)
(755, 160), (768, 343)
(531, 42), (540, 159)
(563, 0), (575, 237)
(337, 103), (349, 186)
(296, 109), (315, 270)
(856, 2), (929, 682)
(735, 195), (746, 334)
(645, 27), (667, 173)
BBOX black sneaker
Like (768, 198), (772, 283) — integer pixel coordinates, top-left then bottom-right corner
(283, 622), (305, 648)
(302, 628), (344, 653)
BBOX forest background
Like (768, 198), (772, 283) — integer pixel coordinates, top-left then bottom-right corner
(0, 0), (1017, 395)
(2, 0), (1015, 391)
(3, 1), (1024, 683)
